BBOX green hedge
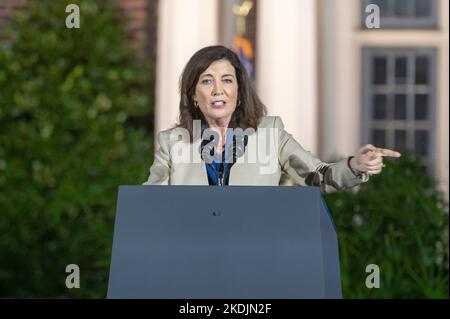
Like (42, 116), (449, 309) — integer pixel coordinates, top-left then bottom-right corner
(0, 0), (153, 297)
(326, 153), (448, 298)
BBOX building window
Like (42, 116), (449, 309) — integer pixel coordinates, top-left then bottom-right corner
(361, 0), (438, 29)
(362, 48), (437, 171)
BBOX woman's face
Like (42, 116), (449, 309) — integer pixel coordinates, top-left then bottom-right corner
(193, 59), (239, 126)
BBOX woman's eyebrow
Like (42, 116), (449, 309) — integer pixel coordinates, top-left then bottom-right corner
(200, 73), (235, 78)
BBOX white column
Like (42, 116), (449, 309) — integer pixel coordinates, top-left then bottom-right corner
(437, 0), (449, 203)
(319, 0), (337, 161)
(320, 0), (361, 160)
(256, 0), (318, 154)
(155, 0), (218, 140)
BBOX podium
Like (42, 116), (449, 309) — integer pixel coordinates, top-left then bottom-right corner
(107, 186), (342, 299)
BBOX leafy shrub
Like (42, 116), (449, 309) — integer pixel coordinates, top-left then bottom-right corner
(0, 0), (153, 297)
(326, 153), (448, 298)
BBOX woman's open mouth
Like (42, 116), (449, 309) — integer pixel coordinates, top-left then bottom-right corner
(210, 100), (226, 109)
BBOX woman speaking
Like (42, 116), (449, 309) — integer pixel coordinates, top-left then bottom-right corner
(143, 45), (400, 193)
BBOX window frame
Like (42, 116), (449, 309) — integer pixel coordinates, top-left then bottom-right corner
(361, 47), (437, 173)
(360, 0), (439, 29)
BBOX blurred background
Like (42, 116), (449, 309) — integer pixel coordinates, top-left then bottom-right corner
(0, 0), (448, 298)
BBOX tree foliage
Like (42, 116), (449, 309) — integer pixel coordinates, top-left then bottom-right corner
(0, 0), (153, 297)
(326, 153), (448, 298)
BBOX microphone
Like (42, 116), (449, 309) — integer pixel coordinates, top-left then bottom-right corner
(232, 133), (248, 159)
(200, 129), (219, 164)
(224, 131), (248, 164)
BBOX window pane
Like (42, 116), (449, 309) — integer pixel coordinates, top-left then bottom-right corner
(395, 129), (407, 151)
(395, 56), (408, 84)
(373, 57), (387, 84)
(414, 0), (432, 17)
(394, 94), (407, 120)
(394, 0), (409, 16)
(415, 56), (429, 84)
(373, 94), (387, 119)
(415, 130), (428, 156)
(372, 129), (386, 148)
(373, 0), (389, 16)
(415, 94), (428, 120)
(364, 49), (435, 167)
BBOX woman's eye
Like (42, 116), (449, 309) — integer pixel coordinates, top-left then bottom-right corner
(201, 78), (233, 85)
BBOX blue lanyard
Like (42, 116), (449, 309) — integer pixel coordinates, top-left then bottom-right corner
(206, 151), (229, 186)
(205, 129), (235, 186)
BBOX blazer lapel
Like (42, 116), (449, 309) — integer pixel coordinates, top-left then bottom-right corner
(228, 133), (259, 185)
(188, 137), (208, 185)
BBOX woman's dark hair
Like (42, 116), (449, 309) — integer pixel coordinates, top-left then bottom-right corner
(177, 45), (267, 142)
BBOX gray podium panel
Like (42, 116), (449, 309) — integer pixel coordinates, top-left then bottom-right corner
(107, 186), (341, 299)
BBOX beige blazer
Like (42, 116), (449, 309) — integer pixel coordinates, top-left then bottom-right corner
(143, 116), (368, 194)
